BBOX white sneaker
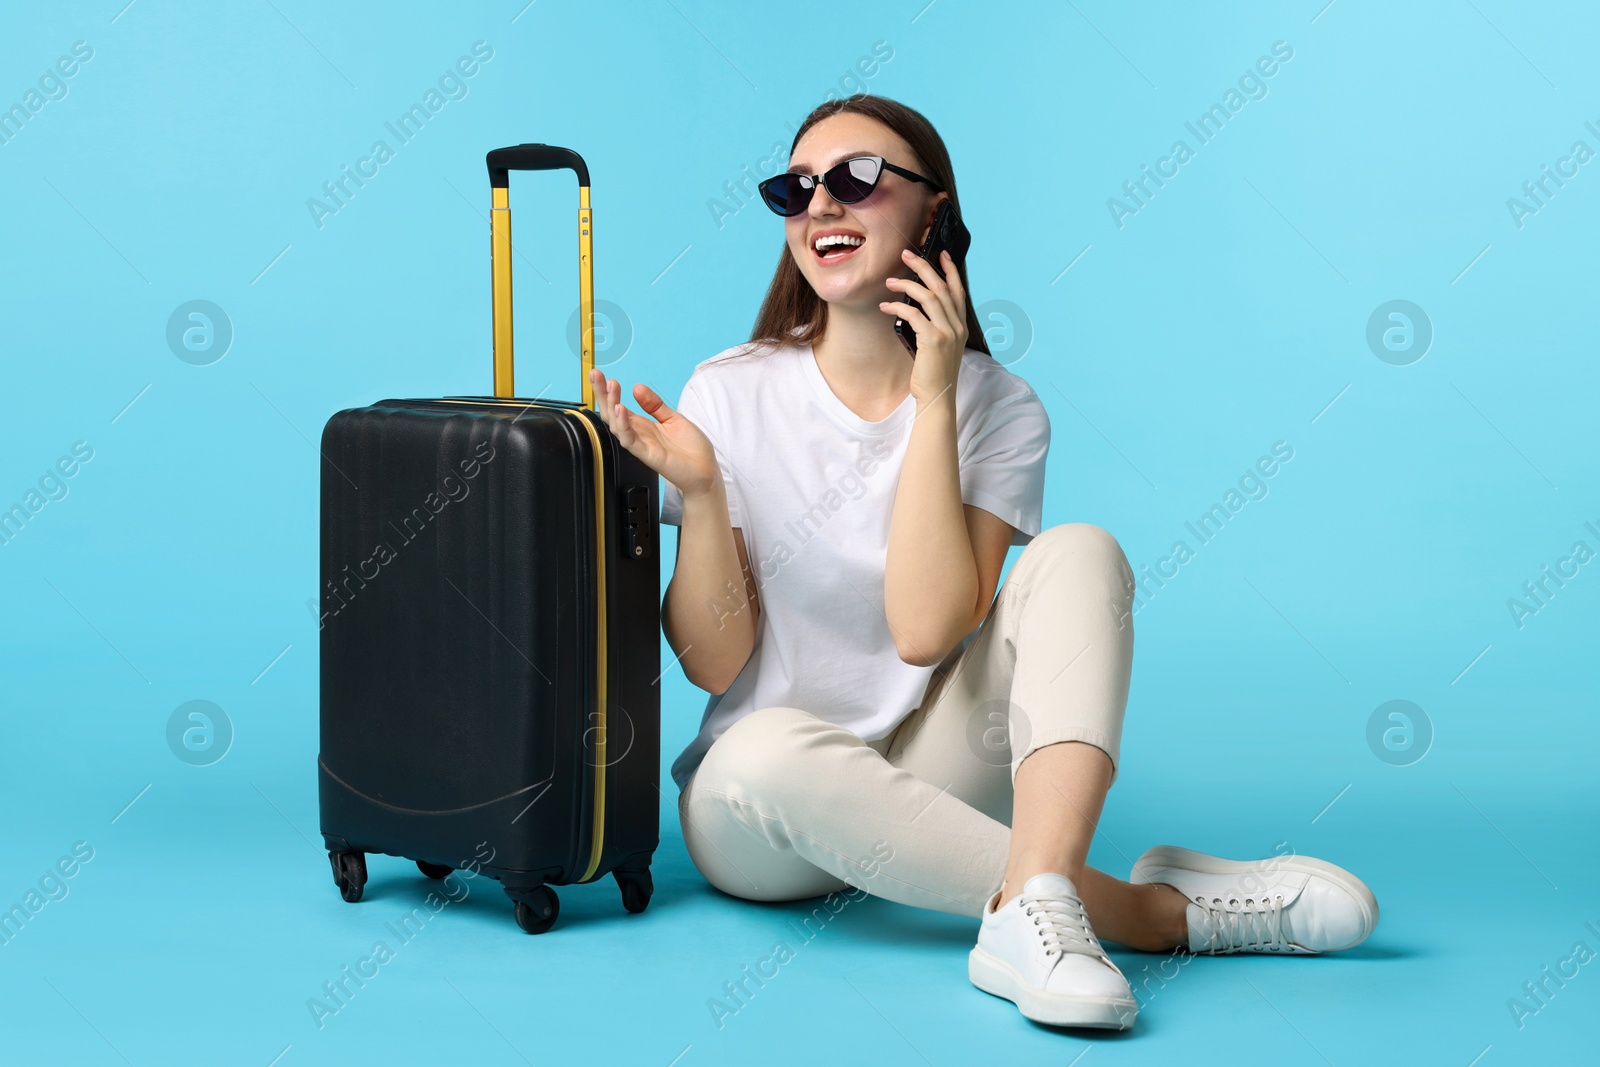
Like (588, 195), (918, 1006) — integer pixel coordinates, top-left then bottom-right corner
(1129, 845), (1379, 955)
(968, 872), (1138, 1029)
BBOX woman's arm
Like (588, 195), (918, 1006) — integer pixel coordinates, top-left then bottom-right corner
(581, 366), (758, 695)
(884, 396), (1013, 667)
(881, 248), (1014, 667)
(662, 481), (761, 694)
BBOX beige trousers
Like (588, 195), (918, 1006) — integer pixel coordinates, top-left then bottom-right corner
(677, 522), (1137, 919)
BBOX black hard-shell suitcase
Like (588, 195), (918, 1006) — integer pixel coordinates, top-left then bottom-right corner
(317, 145), (660, 934)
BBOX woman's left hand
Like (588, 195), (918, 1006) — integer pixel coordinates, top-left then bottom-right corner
(880, 247), (968, 409)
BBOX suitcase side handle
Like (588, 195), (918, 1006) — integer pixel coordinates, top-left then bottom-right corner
(486, 143), (595, 407)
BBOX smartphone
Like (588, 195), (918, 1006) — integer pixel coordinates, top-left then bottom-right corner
(894, 200), (972, 357)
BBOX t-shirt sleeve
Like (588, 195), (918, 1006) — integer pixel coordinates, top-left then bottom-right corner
(959, 385), (1050, 547)
(658, 372), (743, 528)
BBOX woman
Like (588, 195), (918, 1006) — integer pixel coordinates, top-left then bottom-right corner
(587, 94), (1378, 1031)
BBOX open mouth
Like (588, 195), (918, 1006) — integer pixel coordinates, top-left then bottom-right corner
(813, 234), (865, 265)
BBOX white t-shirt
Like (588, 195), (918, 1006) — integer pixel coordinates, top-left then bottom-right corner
(659, 334), (1051, 791)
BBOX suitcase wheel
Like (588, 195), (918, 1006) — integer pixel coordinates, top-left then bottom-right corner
(615, 867), (653, 914)
(416, 861), (453, 880)
(328, 851), (367, 903)
(508, 885), (559, 934)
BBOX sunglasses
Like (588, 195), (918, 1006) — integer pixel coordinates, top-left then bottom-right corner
(757, 155), (944, 217)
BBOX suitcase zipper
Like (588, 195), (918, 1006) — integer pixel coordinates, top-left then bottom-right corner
(559, 406), (610, 884)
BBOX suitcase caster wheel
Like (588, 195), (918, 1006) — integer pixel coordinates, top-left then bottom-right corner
(615, 869), (653, 914)
(417, 861), (453, 880)
(329, 851), (367, 903)
(512, 886), (559, 934)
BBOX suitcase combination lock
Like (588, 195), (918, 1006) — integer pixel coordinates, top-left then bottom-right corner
(621, 485), (652, 559)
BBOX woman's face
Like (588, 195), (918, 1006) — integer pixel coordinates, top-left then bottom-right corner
(782, 113), (946, 314)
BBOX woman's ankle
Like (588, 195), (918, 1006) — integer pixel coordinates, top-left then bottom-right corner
(1145, 882), (1191, 950)
(996, 864), (1088, 911)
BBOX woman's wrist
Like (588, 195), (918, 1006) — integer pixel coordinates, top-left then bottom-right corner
(681, 478), (728, 512)
(912, 390), (958, 428)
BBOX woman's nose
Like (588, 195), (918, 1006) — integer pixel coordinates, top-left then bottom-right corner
(809, 183), (844, 215)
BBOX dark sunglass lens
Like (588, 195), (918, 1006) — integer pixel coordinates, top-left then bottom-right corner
(760, 175), (810, 216)
(827, 158), (881, 202)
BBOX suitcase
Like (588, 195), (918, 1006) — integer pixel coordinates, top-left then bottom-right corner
(317, 144), (660, 934)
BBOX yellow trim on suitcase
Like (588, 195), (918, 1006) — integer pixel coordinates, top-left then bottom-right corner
(562, 407), (608, 884)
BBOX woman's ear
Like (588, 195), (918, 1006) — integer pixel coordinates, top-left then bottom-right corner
(916, 192), (951, 247)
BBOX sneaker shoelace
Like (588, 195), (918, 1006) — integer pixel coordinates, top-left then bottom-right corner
(1191, 891), (1294, 953)
(1020, 891), (1101, 959)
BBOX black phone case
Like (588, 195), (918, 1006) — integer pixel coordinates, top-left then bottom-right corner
(895, 201), (973, 355)
(317, 145), (661, 935)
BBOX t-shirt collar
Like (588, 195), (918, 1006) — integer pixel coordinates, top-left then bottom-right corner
(800, 341), (919, 437)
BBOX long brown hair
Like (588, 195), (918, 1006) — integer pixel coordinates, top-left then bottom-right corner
(747, 94), (990, 357)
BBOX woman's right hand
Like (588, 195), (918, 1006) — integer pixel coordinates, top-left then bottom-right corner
(588, 368), (721, 501)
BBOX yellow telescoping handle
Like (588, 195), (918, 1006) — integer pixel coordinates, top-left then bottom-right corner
(487, 144), (595, 408)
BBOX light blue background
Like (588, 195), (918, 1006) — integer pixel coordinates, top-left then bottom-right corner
(2, 1), (1595, 1062)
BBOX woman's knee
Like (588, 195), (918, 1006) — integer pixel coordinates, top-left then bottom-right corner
(693, 705), (831, 797)
(1018, 523), (1136, 628)
(1025, 522), (1127, 568)
(1027, 524), (1133, 585)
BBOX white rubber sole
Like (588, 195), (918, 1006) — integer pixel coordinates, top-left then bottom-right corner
(968, 946), (1138, 1029)
(1130, 844), (1379, 950)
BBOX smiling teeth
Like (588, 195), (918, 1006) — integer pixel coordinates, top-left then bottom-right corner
(815, 234), (864, 252)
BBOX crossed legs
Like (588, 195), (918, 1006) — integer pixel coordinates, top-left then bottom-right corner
(677, 523), (1189, 952)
